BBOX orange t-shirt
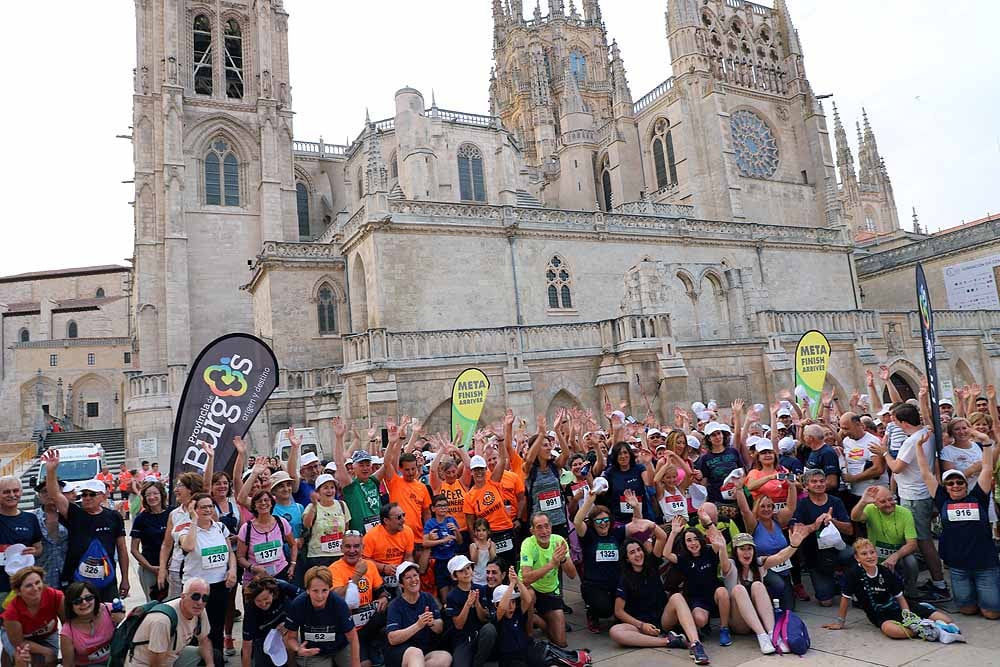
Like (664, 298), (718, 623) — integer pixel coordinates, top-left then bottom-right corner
(437, 479), (469, 531)
(329, 557), (384, 608)
(463, 479), (514, 531)
(499, 470), (525, 521)
(118, 471), (133, 492)
(96, 472), (115, 493)
(362, 523), (415, 566)
(386, 474), (431, 544)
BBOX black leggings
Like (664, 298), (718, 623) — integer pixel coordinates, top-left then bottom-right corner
(581, 583), (616, 620)
(205, 580), (230, 648)
(452, 624), (498, 667)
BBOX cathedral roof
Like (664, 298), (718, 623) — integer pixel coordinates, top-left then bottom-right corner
(0, 264), (129, 284)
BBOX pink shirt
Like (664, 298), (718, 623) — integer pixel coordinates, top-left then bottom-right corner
(60, 603), (116, 665)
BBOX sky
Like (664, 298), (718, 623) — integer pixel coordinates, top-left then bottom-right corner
(1, 1), (998, 277)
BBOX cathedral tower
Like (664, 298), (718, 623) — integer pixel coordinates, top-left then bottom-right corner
(129, 0), (298, 443)
(833, 107), (900, 239)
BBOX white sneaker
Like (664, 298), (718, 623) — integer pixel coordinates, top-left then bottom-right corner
(776, 636), (790, 653)
(757, 633), (776, 655)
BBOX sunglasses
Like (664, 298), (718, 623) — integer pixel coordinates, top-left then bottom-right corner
(943, 479), (967, 486)
(72, 594), (96, 605)
(391, 513), (406, 520)
(80, 491), (100, 498)
(344, 530), (362, 537)
(592, 517), (611, 525)
(188, 592), (210, 602)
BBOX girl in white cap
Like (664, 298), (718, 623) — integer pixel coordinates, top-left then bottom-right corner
(302, 473), (351, 572)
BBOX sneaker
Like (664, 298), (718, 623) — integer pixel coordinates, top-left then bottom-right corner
(900, 609), (922, 634)
(718, 627), (732, 647)
(232, 608), (242, 622)
(224, 636), (236, 657)
(776, 635), (790, 654)
(586, 616), (600, 634)
(662, 630), (689, 649)
(757, 633), (776, 655)
(919, 587), (952, 603)
(563, 603), (574, 615)
(793, 583), (811, 602)
(689, 641), (711, 665)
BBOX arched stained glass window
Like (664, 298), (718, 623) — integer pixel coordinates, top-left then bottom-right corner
(317, 284), (337, 335)
(95, 287), (105, 298)
(296, 183), (310, 238)
(224, 19), (244, 99)
(652, 118), (678, 189)
(18, 328), (29, 343)
(458, 144), (486, 202)
(205, 139), (240, 206)
(546, 256), (573, 310)
(67, 321), (78, 339)
(569, 50), (587, 82)
(193, 15), (213, 95)
(600, 156), (613, 212)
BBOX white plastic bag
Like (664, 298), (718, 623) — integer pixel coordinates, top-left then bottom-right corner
(345, 580), (361, 609)
(817, 522), (846, 551)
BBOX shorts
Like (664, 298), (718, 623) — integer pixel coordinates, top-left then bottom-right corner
(870, 601), (936, 627)
(686, 596), (716, 614)
(899, 497), (935, 540)
(0, 628), (59, 658)
(950, 566), (1000, 613)
(120, 489), (132, 501)
(434, 559), (452, 590)
(533, 590), (564, 615)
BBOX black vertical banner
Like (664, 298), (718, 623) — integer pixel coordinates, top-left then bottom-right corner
(169, 333), (279, 487)
(915, 264), (943, 452)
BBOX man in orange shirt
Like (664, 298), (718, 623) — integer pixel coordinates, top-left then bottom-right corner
(96, 466), (116, 507)
(384, 453), (431, 546)
(117, 464), (133, 501)
(330, 531), (389, 660)
(362, 502), (415, 593)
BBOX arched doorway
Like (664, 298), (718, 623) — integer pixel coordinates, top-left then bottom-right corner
(884, 373), (916, 403)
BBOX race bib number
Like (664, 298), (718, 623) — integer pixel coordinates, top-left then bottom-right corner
(619, 496), (634, 514)
(495, 537), (513, 553)
(363, 516), (380, 533)
(946, 503), (980, 522)
(200, 545), (229, 570)
(664, 495), (687, 516)
(538, 490), (562, 511)
(303, 630), (335, 643)
(773, 502), (787, 512)
(875, 542), (896, 560)
(595, 543), (619, 562)
(0, 546), (7, 566)
(87, 645), (111, 662)
(78, 561), (105, 579)
(253, 539), (282, 564)
(770, 559), (792, 573)
(352, 603), (376, 627)
(383, 574), (398, 588)
(320, 532), (343, 554)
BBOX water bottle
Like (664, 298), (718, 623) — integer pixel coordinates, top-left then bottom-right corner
(112, 597), (125, 613)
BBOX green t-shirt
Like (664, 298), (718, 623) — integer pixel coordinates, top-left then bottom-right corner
(343, 477), (382, 533)
(519, 534), (567, 595)
(863, 503), (916, 561)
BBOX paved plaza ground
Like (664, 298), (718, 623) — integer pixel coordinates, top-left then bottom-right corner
(118, 533), (999, 667)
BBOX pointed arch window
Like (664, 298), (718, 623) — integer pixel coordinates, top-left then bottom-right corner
(67, 321), (78, 339)
(95, 287), (105, 298)
(205, 139), (240, 206)
(296, 182), (310, 239)
(390, 152), (398, 179)
(569, 50), (587, 82)
(18, 328), (29, 343)
(546, 256), (574, 310)
(600, 156), (613, 212)
(457, 144), (486, 202)
(193, 15), (213, 95)
(317, 284), (337, 335)
(652, 118), (678, 189)
(224, 19), (244, 99)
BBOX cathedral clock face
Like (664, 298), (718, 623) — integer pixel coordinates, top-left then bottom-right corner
(730, 109), (779, 178)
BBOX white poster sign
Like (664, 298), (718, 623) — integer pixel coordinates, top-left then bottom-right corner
(943, 255), (1000, 310)
(136, 438), (158, 458)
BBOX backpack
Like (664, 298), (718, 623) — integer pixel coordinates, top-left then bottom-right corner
(772, 609), (810, 655)
(109, 600), (180, 667)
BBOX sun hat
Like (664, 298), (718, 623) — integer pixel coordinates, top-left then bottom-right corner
(314, 473), (336, 490)
(269, 471), (292, 490)
(447, 555), (473, 574)
(469, 455), (488, 469)
(686, 435), (701, 449)
(732, 533), (755, 549)
(299, 452), (320, 468)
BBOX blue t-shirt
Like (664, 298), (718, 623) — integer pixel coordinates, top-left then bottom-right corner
(805, 444), (840, 482)
(130, 509), (171, 565)
(779, 455), (804, 474)
(273, 501), (305, 538)
(496, 606), (531, 656)
(444, 584), (487, 646)
(792, 495), (849, 565)
(695, 447), (743, 502)
(423, 516), (460, 560)
(934, 483), (999, 571)
(580, 525), (626, 587)
(616, 569), (667, 626)
(293, 480), (317, 507)
(387, 591), (441, 653)
(602, 464), (648, 522)
(675, 549), (721, 602)
(284, 590), (355, 654)
(0, 511), (42, 591)
(244, 580), (302, 641)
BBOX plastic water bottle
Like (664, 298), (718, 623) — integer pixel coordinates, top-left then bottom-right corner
(112, 597), (124, 613)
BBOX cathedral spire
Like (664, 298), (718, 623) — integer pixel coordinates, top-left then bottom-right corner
(610, 39), (633, 118)
(772, 0), (802, 56)
(912, 207), (923, 234)
(582, 0), (601, 23)
(364, 115), (388, 196)
(510, 0), (523, 23)
(548, 0), (565, 17)
(561, 61), (585, 115)
(533, 1), (542, 22)
(831, 102), (856, 185)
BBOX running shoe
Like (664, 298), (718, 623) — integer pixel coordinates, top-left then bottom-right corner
(224, 636), (236, 656)
(586, 615), (600, 634)
(689, 641), (711, 665)
(792, 583), (811, 602)
(918, 587), (952, 603)
(718, 627), (732, 647)
(757, 633), (776, 655)
(662, 631), (689, 649)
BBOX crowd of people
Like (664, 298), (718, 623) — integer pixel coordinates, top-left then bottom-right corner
(0, 368), (998, 666)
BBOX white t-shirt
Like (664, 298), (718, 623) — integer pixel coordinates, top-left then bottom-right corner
(886, 422), (907, 455)
(940, 443), (983, 473)
(843, 432), (888, 496)
(894, 428), (935, 501)
(180, 521), (232, 585)
(130, 599), (209, 666)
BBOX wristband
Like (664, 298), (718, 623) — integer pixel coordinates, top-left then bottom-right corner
(836, 616), (846, 624)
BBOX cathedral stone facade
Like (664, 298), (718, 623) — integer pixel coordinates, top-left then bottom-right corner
(3, 1), (997, 459)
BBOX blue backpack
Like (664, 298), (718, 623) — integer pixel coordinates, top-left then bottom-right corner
(773, 609), (810, 655)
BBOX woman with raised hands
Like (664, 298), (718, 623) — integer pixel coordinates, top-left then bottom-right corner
(733, 473), (798, 610)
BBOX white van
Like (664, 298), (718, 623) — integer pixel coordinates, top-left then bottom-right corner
(31, 443), (106, 489)
(273, 428), (324, 465)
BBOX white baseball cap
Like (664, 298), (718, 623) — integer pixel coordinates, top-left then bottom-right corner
(778, 436), (796, 454)
(469, 455), (488, 469)
(686, 435), (701, 449)
(3, 544), (34, 578)
(647, 429), (663, 438)
(755, 440), (774, 452)
(777, 408), (792, 417)
(314, 474), (336, 490)
(324, 461), (338, 472)
(703, 422), (732, 436)
(76, 479), (106, 495)
(299, 452), (320, 468)
(492, 584), (520, 604)
(263, 628), (288, 665)
(447, 555), (473, 574)
(395, 561), (420, 580)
